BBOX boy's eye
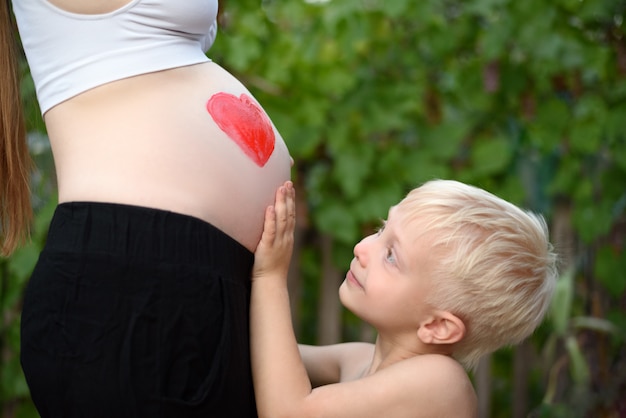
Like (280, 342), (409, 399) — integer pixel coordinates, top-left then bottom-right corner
(385, 247), (396, 264)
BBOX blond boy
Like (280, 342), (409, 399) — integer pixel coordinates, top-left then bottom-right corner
(252, 179), (557, 418)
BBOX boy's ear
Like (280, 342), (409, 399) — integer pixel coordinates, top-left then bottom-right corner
(417, 311), (465, 345)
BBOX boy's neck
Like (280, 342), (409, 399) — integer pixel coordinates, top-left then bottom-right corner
(367, 333), (455, 375)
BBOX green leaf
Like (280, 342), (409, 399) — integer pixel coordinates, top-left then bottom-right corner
(572, 200), (614, 243)
(553, 0), (582, 12)
(547, 156), (580, 196)
(569, 95), (607, 153)
(569, 121), (602, 154)
(570, 316), (623, 336)
(351, 182), (405, 223)
(402, 150), (452, 185)
(549, 269), (574, 336)
(423, 122), (467, 159)
(313, 201), (359, 244)
(470, 136), (512, 176)
(528, 98), (570, 151)
(565, 335), (590, 386)
(0, 349), (31, 399)
(594, 245), (626, 297)
(332, 146), (375, 199)
(7, 242), (39, 284)
(376, 0), (411, 18)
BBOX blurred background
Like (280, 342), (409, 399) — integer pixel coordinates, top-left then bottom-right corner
(2, 0), (625, 416)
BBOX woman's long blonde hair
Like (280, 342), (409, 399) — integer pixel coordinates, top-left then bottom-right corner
(0, 0), (33, 256)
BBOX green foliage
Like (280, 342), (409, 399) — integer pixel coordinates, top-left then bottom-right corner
(4, 0), (625, 415)
(595, 245), (626, 296)
(541, 270), (624, 414)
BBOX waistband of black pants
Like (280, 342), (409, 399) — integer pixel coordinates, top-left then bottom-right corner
(43, 201), (254, 280)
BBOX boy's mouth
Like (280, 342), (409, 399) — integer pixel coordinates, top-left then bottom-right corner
(346, 270), (364, 289)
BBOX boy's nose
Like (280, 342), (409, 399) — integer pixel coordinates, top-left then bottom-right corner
(353, 235), (372, 265)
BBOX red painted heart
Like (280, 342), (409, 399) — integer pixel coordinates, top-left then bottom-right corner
(206, 92), (276, 167)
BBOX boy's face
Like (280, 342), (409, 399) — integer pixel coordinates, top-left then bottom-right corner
(339, 205), (435, 333)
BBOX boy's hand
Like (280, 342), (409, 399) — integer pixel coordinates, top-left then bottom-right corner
(253, 181), (295, 282)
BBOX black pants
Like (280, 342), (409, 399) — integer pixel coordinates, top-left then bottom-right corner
(21, 202), (257, 418)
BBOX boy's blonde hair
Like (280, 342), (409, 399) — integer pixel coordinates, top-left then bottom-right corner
(398, 179), (558, 369)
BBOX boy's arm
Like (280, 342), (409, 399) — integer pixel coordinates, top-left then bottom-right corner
(251, 181), (312, 414)
(299, 343), (375, 387)
(298, 344), (340, 387)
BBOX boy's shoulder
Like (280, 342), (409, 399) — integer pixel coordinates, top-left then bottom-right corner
(383, 354), (478, 416)
(339, 345), (477, 415)
(337, 343), (474, 399)
(309, 349), (478, 417)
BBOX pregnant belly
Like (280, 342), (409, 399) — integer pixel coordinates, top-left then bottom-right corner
(45, 62), (293, 251)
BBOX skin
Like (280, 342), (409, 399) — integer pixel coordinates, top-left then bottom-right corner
(47, 0), (131, 14)
(39, 0), (292, 253)
(252, 182), (478, 418)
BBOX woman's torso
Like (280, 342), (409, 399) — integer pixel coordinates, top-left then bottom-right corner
(40, 0), (292, 252)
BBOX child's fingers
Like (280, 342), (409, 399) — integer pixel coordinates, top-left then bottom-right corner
(252, 182), (295, 279)
(257, 181), (294, 252)
(274, 186), (288, 236)
(260, 205), (277, 247)
(274, 182), (295, 238)
(286, 182), (295, 230)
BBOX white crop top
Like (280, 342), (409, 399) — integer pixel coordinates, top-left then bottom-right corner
(12, 0), (218, 114)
